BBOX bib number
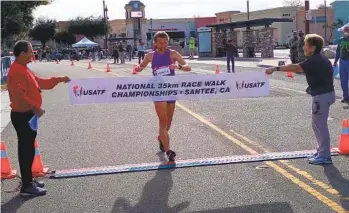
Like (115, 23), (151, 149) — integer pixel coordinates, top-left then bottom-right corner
(155, 66), (171, 76)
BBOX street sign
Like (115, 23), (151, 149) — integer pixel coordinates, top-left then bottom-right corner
(306, 11), (312, 21)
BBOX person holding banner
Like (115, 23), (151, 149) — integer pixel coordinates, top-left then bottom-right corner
(265, 34), (335, 165)
(134, 31), (191, 161)
(334, 26), (349, 104)
(7, 40), (70, 196)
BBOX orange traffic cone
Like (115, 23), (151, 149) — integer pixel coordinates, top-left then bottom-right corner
(215, 65), (220, 74)
(338, 119), (349, 155)
(286, 72), (293, 78)
(88, 62), (92, 69)
(71, 60), (75, 66)
(1, 141), (17, 179)
(105, 64), (111, 72)
(32, 140), (49, 177)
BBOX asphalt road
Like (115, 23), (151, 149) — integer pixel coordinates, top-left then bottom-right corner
(1, 59), (348, 213)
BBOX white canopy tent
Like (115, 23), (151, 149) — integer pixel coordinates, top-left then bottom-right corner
(72, 37), (99, 48)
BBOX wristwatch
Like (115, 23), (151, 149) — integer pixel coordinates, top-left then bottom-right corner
(178, 64), (183, 70)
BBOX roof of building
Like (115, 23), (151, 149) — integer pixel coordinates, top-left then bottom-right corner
(206, 18), (294, 29)
(125, 1), (145, 7)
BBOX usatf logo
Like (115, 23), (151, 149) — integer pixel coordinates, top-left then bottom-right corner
(236, 81), (265, 90)
(72, 85), (106, 97)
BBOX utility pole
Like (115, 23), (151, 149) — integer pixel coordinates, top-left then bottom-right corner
(247, 0), (250, 21)
(305, 0), (310, 34)
(150, 18), (153, 45)
(103, 0), (108, 50)
(324, 0), (327, 44)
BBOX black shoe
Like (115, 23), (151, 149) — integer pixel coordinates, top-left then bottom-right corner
(158, 136), (165, 152)
(20, 183), (47, 196)
(33, 180), (45, 188)
(166, 150), (176, 162)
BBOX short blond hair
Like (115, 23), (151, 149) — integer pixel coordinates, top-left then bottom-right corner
(154, 31), (169, 42)
(304, 34), (324, 53)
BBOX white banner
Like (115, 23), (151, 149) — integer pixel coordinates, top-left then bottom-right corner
(68, 72), (269, 105)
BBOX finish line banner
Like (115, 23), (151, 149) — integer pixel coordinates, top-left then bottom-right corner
(68, 72), (269, 105)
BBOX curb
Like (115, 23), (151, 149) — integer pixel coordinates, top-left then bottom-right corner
(257, 64), (274, 68)
(196, 57), (262, 62)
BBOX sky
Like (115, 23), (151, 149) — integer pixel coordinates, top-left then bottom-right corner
(33, 0), (336, 21)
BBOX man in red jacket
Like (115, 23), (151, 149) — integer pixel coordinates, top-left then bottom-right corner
(7, 40), (70, 196)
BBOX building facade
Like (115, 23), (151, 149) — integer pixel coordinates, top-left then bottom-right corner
(194, 17), (217, 29)
(331, 0), (349, 42)
(145, 18), (195, 44)
(215, 11), (240, 23)
(229, 6), (333, 47)
(109, 19), (127, 37)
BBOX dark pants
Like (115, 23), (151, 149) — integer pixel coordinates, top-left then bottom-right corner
(227, 54), (235, 73)
(290, 50), (298, 64)
(138, 51), (145, 64)
(113, 56), (119, 64)
(10, 111), (37, 187)
(339, 59), (349, 100)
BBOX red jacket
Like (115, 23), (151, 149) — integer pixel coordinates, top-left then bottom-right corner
(7, 61), (60, 112)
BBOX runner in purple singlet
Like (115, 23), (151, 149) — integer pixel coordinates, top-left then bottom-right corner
(134, 31), (191, 161)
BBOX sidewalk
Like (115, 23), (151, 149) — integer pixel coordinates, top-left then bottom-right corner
(1, 90), (11, 133)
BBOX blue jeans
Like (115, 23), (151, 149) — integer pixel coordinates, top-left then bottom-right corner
(227, 54), (235, 73)
(339, 59), (349, 100)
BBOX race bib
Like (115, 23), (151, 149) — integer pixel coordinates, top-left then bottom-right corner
(155, 66), (171, 76)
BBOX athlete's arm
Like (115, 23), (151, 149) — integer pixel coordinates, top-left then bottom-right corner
(172, 51), (191, 72)
(137, 52), (153, 72)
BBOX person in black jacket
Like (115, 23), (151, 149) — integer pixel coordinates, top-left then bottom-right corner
(225, 39), (236, 73)
(266, 34), (335, 165)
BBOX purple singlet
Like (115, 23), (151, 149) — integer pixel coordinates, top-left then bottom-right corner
(151, 49), (176, 103)
(151, 49), (175, 77)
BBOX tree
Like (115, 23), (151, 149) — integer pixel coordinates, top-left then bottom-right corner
(54, 31), (76, 45)
(1, 1), (51, 42)
(29, 18), (57, 49)
(283, 0), (303, 7)
(67, 16), (111, 40)
(317, 4), (331, 9)
(323, 19), (344, 43)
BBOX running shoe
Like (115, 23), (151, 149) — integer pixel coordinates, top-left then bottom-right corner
(166, 150), (176, 162)
(20, 182), (47, 196)
(308, 156), (332, 165)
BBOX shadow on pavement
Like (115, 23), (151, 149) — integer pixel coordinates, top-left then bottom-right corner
(324, 164), (349, 211)
(111, 154), (295, 213)
(112, 154), (190, 213)
(1, 194), (35, 213)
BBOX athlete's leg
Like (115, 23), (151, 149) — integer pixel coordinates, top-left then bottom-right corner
(166, 102), (176, 131)
(154, 102), (170, 151)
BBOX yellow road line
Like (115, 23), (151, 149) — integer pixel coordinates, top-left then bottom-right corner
(176, 102), (348, 213)
(230, 129), (340, 196)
